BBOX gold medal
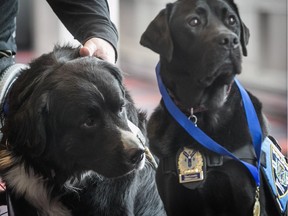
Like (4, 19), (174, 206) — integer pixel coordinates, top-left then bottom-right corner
(177, 147), (205, 184)
(253, 187), (261, 216)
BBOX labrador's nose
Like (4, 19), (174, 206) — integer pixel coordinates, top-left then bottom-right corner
(217, 33), (239, 50)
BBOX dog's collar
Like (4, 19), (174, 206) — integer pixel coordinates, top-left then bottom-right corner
(167, 89), (207, 117)
(166, 80), (234, 118)
(166, 88), (207, 126)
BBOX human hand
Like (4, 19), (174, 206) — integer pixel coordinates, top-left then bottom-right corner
(79, 38), (116, 64)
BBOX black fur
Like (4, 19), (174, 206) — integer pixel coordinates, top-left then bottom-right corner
(0, 46), (165, 216)
(140, 0), (279, 215)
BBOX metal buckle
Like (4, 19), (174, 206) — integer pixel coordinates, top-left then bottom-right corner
(188, 108), (198, 127)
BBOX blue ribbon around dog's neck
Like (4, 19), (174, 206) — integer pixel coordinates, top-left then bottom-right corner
(155, 62), (263, 186)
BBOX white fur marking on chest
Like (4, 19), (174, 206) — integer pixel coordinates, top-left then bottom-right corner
(5, 163), (71, 216)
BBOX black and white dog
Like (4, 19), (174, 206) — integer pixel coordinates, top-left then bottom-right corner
(0, 46), (165, 216)
(140, 0), (285, 215)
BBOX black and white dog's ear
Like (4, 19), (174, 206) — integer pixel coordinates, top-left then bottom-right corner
(30, 93), (49, 157)
(140, 4), (174, 62)
(105, 62), (123, 84)
(8, 92), (48, 157)
(226, 0), (250, 56)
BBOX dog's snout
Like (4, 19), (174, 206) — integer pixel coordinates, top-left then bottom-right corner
(217, 33), (239, 50)
(128, 148), (145, 165)
(119, 126), (146, 167)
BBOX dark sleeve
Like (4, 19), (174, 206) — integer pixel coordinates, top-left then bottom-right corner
(0, 0), (18, 53)
(46, 0), (118, 55)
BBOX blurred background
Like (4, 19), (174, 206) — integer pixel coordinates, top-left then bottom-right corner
(15, 0), (287, 154)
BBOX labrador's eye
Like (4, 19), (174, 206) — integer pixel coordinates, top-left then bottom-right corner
(189, 17), (201, 27)
(227, 15), (236, 25)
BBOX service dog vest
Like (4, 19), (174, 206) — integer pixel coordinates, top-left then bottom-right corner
(261, 136), (288, 215)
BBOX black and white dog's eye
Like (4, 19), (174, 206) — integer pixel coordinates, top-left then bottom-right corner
(82, 117), (98, 128)
(227, 15), (236, 25)
(189, 17), (201, 27)
(118, 104), (126, 115)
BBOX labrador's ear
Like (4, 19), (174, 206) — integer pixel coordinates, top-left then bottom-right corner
(239, 22), (250, 56)
(226, 0), (250, 56)
(140, 4), (174, 61)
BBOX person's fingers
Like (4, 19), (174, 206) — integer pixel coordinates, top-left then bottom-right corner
(79, 40), (97, 56)
(79, 38), (116, 64)
(79, 46), (92, 56)
(95, 48), (115, 64)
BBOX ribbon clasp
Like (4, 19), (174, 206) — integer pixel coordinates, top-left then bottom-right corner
(188, 108), (198, 127)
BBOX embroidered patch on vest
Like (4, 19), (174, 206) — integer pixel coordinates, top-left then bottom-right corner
(261, 136), (288, 214)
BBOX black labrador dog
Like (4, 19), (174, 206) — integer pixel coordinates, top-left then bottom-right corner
(0, 46), (165, 216)
(140, 0), (280, 215)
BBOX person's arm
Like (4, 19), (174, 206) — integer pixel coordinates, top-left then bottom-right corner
(46, 0), (118, 63)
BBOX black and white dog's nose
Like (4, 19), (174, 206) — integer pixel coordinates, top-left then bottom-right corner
(128, 148), (145, 165)
(218, 33), (239, 50)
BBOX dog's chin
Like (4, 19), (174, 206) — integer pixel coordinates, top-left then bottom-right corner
(127, 153), (147, 176)
(118, 155), (146, 178)
(200, 75), (235, 110)
(197, 62), (238, 109)
(67, 155), (145, 184)
(96, 154), (146, 179)
(124, 153), (146, 176)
